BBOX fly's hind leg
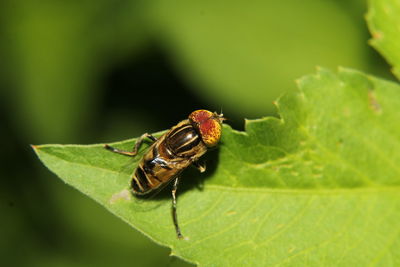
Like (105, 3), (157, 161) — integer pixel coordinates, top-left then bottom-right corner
(172, 177), (184, 239)
(104, 133), (157, 157)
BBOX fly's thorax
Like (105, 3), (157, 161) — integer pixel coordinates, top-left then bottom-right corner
(165, 120), (208, 158)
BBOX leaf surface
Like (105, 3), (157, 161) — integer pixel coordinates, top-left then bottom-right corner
(367, 0), (400, 79)
(34, 68), (400, 266)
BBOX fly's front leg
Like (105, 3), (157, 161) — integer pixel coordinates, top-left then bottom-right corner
(193, 161), (206, 173)
(104, 133), (157, 157)
(193, 161), (206, 190)
(172, 177), (183, 239)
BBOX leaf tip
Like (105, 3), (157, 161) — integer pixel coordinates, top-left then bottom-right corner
(295, 76), (307, 88)
(30, 144), (41, 153)
(371, 30), (383, 41)
(315, 65), (323, 71)
(365, 5), (375, 23)
(295, 66), (333, 89)
(337, 66), (356, 75)
(315, 66), (333, 76)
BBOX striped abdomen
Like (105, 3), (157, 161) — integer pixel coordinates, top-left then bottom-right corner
(130, 145), (178, 195)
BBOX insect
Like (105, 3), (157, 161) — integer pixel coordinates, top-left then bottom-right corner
(104, 109), (225, 239)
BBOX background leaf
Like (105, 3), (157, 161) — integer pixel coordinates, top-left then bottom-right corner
(144, 0), (374, 117)
(34, 68), (400, 266)
(367, 0), (400, 80)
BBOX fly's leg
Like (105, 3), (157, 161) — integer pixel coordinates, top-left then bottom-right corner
(193, 161), (206, 173)
(193, 161), (206, 190)
(172, 177), (183, 239)
(104, 133), (157, 157)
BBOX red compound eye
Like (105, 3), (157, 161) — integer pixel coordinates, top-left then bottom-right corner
(189, 110), (212, 124)
(189, 110), (222, 147)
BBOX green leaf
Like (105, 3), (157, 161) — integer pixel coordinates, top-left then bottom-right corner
(33, 68), (400, 266)
(367, 0), (400, 79)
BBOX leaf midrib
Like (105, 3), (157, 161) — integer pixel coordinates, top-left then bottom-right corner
(37, 149), (400, 195)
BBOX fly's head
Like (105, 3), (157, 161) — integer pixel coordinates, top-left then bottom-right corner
(189, 109), (225, 147)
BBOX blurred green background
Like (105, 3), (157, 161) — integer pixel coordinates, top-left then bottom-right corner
(0, 1), (393, 266)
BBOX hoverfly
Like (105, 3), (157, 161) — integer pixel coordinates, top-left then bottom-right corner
(104, 110), (225, 239)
